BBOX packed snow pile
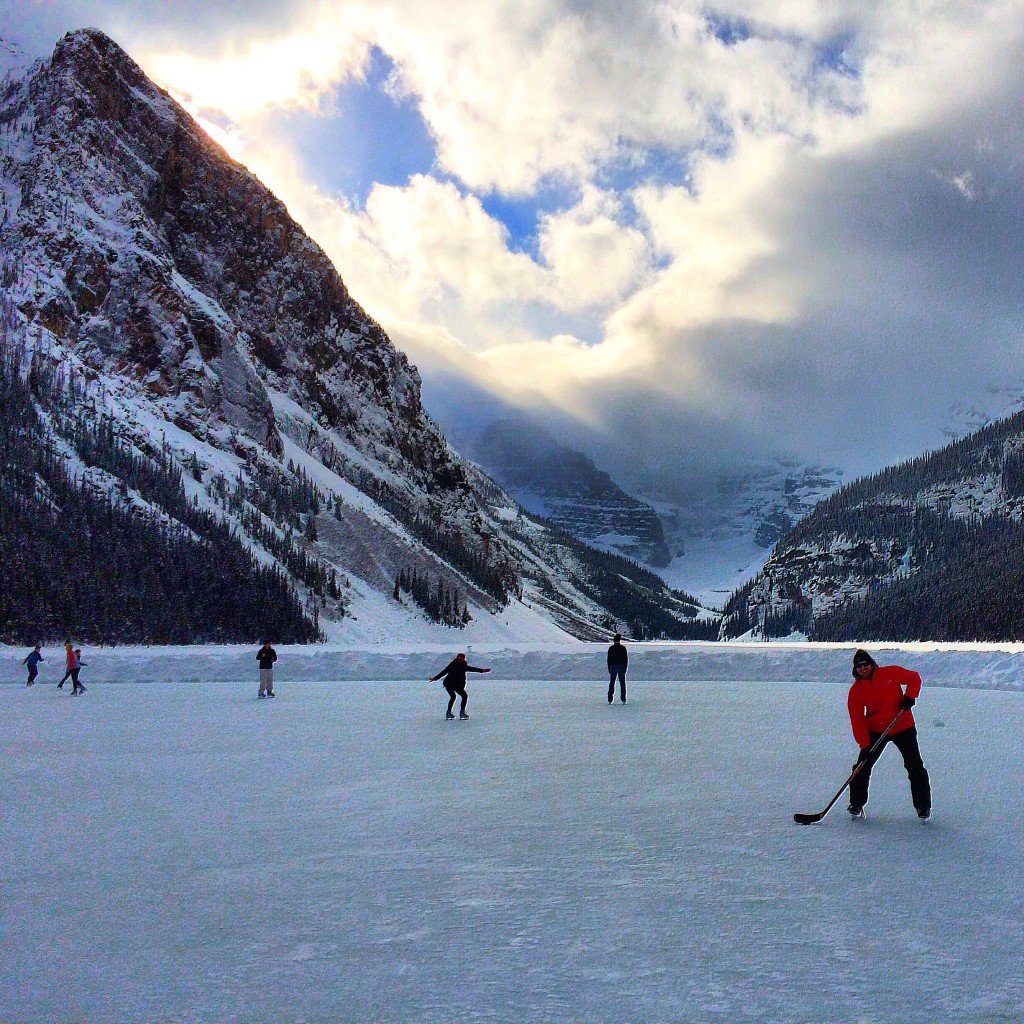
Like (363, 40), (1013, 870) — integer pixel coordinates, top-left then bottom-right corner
(6, 639), (1024, 691)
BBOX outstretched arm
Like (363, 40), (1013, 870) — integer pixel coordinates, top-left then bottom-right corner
(430, 660), (455, 682)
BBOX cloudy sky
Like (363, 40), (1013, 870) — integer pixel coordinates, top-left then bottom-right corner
(4, 1), (1024, 494)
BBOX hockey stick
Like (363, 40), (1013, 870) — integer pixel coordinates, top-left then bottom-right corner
(793, 710), (905, 825)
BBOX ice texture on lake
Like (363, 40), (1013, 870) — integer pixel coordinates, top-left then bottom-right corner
(4, 655), (1024, 1022)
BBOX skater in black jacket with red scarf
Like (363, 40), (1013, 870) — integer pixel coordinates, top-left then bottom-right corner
(429, 653), (490, 719)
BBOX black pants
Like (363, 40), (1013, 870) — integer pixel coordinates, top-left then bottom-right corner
(58, 670), (72, 687)
(608, 668), (626, 703)
(444, 682), (467, 714)
(849, 726), (931, 812)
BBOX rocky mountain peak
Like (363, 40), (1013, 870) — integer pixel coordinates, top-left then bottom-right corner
(0, 29), (710, 642)
(4, 28), (446, 473)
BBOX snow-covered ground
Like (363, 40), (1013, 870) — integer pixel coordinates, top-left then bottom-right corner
(4, 643), (1024, 1023)
(322, 582), (579, 646)
(659, 531), (773, 608)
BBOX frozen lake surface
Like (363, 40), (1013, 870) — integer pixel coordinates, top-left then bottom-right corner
(4, 666), (1024, 1022)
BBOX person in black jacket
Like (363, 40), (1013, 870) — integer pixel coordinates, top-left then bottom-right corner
(607, 633), (628, 704)
(257, 642), (278, 699)
(429, 653), (490, 719)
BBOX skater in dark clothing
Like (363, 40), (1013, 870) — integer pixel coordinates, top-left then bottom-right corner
(607, 633), (628, 704)
(23, 645), (43, 686)
(257, 642), (278, 698)
(847, 649), (931, 820)
(57, 642), (74, 688)
(429, 653), (490, 719)
(70, 649), (86, 695)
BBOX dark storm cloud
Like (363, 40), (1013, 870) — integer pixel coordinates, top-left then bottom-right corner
(593, 52), (1024, 492)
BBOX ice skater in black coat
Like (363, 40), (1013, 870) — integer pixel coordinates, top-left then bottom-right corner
(429, 653), (490, 719)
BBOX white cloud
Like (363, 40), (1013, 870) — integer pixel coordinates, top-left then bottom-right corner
(16, 0), (1024, 485)
(538, 187), (651, 310)
(354, 0), (858, 194)
(362, 176), (547, 312)
(140, 13), (369, 121)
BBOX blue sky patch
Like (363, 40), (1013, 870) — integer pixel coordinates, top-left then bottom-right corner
(596, 141), (692, 194)
(481, 184), (579, 258)
(267, 46), (437, 204)
(703, 10), (754, 46)
(814, 31), (859, 78)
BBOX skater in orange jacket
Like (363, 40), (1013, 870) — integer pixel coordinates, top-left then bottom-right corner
(847, 649), (931, 820)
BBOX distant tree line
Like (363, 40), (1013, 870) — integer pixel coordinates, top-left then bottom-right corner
(522, 513), (711, 640)
(721, 411), (1024, 640)
(0, 335), (321, 644)
(208, 466), (343, 608)
(352, 467), (516, 606)
(797, 409), (1024, 521)
(811, 513), (1024, 641)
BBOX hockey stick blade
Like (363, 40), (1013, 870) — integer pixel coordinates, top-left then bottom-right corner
(791, 709), (905, 826)
(793, 811), (825, 825)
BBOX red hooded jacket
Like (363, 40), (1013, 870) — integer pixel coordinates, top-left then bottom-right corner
(847, 664), (922, 748)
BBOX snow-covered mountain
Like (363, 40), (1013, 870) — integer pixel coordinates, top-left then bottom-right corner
(651, 459), (843, 607)
(466, 417), (670, 568)
(942, 385), (1024, 441)
(721, 411), (1024, 640)
(0, 28), (709, 643)
(423, 374), (843, 608)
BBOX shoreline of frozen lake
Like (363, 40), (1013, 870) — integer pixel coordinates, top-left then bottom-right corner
(5, 640), (1024, 691)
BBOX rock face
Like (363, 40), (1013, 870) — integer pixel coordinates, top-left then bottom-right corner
(0, 29), (705, 640)
(3, 28), (445, 479)
(473, 418), (670, 568)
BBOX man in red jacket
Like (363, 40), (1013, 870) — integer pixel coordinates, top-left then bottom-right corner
(847, 649), (931, 820)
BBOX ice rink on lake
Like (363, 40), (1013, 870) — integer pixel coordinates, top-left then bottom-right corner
(4, 672), (1024, 1023)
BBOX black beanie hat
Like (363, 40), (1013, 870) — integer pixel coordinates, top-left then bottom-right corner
(852, 649), (877, 675)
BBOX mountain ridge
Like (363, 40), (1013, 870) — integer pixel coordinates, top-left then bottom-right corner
(721, 409), (1024, 641)
(0, 28), (711, 643)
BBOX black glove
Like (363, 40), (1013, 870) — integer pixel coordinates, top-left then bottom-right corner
(901, 696), (916, 710)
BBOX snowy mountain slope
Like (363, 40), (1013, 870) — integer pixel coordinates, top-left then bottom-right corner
(0, 29), (708, 643)
(722, 410), (1024, 640)
(423, 378), (842, 605)
(651, 458), (844, 606)
(942, 384), (1024, 441)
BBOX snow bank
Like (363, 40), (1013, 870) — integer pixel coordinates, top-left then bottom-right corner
(7, 640), (1024, 690)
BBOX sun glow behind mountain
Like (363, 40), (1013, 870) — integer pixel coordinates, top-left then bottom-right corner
(5, 1), (1024, 493)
